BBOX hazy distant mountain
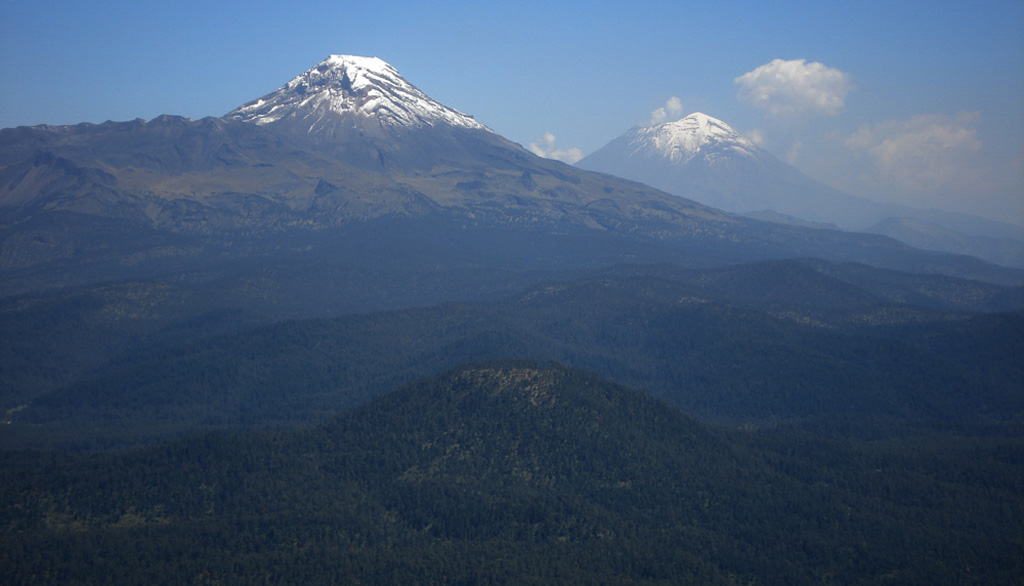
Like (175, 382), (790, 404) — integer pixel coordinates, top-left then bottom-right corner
(576, 113), (1024, 267)
(863, 216), (1024, 269)
(575, 113), (866, 222)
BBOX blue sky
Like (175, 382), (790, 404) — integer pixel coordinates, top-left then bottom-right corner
(2, 0), (1022, 224)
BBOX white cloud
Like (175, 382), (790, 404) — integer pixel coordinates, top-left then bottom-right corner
(845, 112), (983, 191)
(648, 96), (684, 125)
(735, 58), (852, 118)
(528, 132), (584, 164)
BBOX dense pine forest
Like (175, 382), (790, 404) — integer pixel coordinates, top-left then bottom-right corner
(3, 362), (1022, 585)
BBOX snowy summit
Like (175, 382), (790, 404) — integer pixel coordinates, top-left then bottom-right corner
(628, 113), (759, 164)
(226, 55), (489, 138)
(575, 111), (804, 216)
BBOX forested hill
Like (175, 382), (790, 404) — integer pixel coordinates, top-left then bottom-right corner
(5, 260), (1022, 450)
(3, 361), (1022, 585)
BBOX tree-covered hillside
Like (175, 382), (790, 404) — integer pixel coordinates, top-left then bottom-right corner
(3, 362), (1021, 585)
(4, 261), (1021, 450)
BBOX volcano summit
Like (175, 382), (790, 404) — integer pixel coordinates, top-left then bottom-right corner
(226, 55), (489, 139)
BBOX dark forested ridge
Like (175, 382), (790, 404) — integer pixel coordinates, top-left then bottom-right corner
(3, 362), (1022, 585)
(3, 259), (1021, 450)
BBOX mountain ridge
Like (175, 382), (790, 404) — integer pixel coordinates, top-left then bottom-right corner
(864, 216), (1024, 268)
(6, 257), (1020, 450)
(2, 55), (1022, 298)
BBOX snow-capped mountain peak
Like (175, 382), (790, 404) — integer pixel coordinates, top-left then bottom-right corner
(226, 55), (488, 137)
(630, 112), (759, 163)
(574, 112), (797, 216)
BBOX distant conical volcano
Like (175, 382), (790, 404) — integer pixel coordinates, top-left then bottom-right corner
(226, 55), (489, 140)
(576, 113), (1024, 268)
(576, 112), (855, 221)
(616, 112), (763, 164)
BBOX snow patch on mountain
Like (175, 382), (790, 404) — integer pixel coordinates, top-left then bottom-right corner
(226, 55), (488, 136)
(629, 113), (760, 163)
